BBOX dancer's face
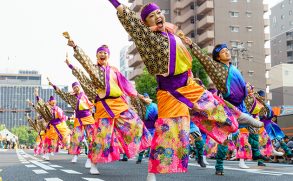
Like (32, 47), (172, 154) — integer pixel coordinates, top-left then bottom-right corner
(217, 48), (231, 64)
(48, 100), (56, 106)
(96, 51), (109, 66)
(145, 9), (166, 30)
(73, 85), (80, 94)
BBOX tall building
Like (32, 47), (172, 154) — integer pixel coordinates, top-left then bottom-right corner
(127, 0), (269, 93)
(119, 45), (132, 78)
(0, 70), (70, 129)
(270, 0), (293, 105)
(270, 0), (293, 66)
(269, 64), (293, 106)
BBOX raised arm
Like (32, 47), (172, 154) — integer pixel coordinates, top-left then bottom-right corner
(67, 39), (105, 90)
(107, 0), (153, 46)
(48, 78), (77, 109)
(181, 35), (228, 94)
(65, 60), (96, 101)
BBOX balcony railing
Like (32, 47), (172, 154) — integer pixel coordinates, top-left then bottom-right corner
(197, 0), (213, 15)
(130, 0), (143, 11)
(128, 53), (142, 68)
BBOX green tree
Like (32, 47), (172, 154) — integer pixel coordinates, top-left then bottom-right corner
(11, 126), (37, 146)
(0, 124), (5, 131)
(135, 69), (157, 102)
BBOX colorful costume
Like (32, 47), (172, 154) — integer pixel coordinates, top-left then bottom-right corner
(72, 45), (151, 164)
(108, 2), (243, 174)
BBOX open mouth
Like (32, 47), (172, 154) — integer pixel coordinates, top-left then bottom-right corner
(156, 19), (164, 28)
(100, 57), (106, 61)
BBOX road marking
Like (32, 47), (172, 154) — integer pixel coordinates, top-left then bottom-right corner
(32, 169), (48, 174)
(22, 161), (30, 164)
(49, 165), (63, 168)
(44, 178), (63, 181)
(82, 178), (105, 181)
(25, 164), (37, 168)
(30, 160), (56, 170)
(60, 169), (82, 174)
(42, 161), (50, 164)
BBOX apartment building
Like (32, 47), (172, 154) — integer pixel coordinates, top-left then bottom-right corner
(127, 0), (269, 93)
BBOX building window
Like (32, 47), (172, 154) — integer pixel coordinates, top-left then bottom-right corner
(281, 25), (285, 30)
(231, 56), (238, 67)
(290, 0), (292, 4)
(247, 41), (253, 47)
(229, 11), (239, 17)
(246, 11), (252, 17)
(162, 9), (170, 15)
(230, 41), (238, 48)
(290, 21), (293, 26)
(248, 56), (253, 62)
(248, 70), (254, 77)
(290, 10), (292, 15)
(281, 15), (285, 19)
(191, 31), (195, 38)
(281, 3), (285, 8)
(190, 4), (194, 10)
(191, 17), (195, 24)
(230, 26), (239, 32)
(231, 0), (238, 2)
(246, 26), (252, 32)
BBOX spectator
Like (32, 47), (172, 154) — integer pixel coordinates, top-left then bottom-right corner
(5, 134), (10, 149)
(11, 136), (16, 149)
(287, 137), (293, 150)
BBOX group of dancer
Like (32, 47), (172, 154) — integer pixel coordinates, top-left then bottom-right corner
(25, 1), (292, 181)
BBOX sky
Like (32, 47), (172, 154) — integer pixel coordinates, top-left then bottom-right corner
(0, 0), (130, 87)
(0, 0), (282, 87)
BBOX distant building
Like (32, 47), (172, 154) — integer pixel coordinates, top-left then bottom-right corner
(0, 70), (70, 129)
(270, 0), (293, 66)
(127, 0), (269, 94)
(269, 64), (293, 106)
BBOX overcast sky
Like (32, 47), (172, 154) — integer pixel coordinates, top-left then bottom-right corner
(0, 0), (282, 87)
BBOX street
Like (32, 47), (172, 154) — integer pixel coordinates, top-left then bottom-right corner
(1, 149), (293, 181)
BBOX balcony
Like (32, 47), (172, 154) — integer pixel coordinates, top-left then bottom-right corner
(264, 33), (270, 41)
(128, 43), (137, 55)
(264, 48), (270, 56)
(174, 9), (194, 24)
(197, 30), (214, 44)
(266, 92), (272, 100)
(264, 4), (269, 13)
(197, 0), (213, 15)
(130, 0), (143, 11)
(203, 45), (214, 54)
(182, 23), (195, 36)
(174, 0), (194, 11)
(128, 53), (143, 68)
(265, 63), (271, 71)
(264, 19), (270, 27)
(128, 68), (144, 80)
(197, 15), (214, 31)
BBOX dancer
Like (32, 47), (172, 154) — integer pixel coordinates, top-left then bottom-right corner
(48, 78), (95, 169)
(136, 93), (157, 164)
(102, 1), (267, 180)
(32, 88), (70, 160)
(66, 38), (151, 175)
(258, 90), (293, 158)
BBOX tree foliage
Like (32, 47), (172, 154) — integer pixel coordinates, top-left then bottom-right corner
(135, 69), (157, 102)
(0, 124), (5, 131)
(11, 126), (38, 146)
